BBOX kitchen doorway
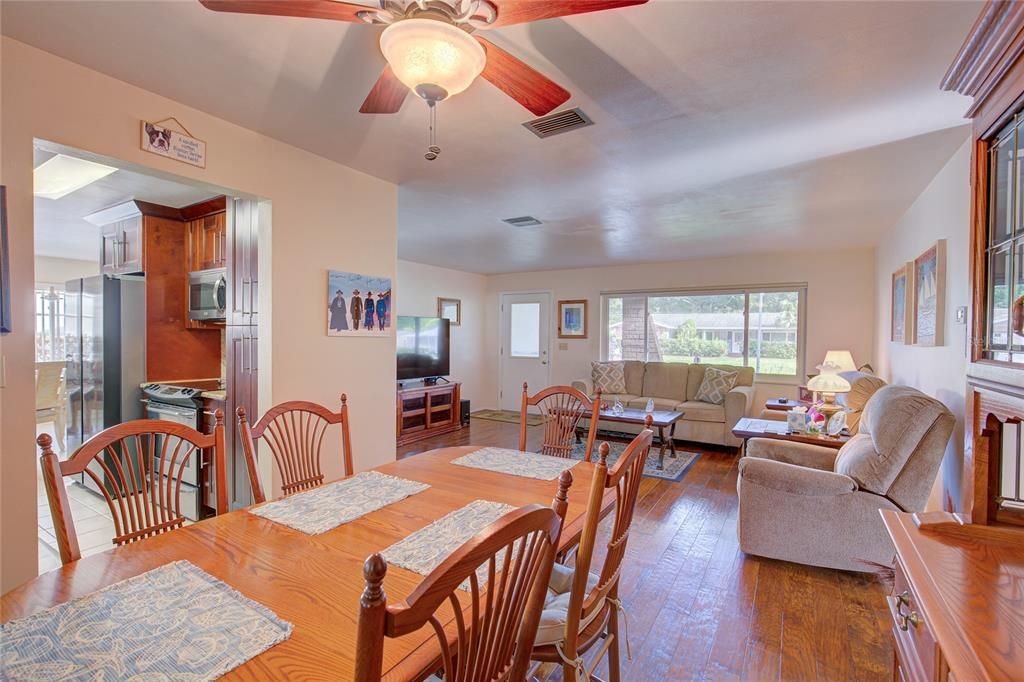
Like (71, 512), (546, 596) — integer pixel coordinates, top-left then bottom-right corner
(31, 140), (270, 573)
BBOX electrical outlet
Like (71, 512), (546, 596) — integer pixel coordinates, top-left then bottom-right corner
(558, 342), (569, 351)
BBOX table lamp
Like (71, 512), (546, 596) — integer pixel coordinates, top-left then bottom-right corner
(807, 360), (851, 419)
(822, 350), (856, 373)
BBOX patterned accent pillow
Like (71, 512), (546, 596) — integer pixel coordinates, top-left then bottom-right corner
(591, 361), (626, 394)
(694, 366), (739, 405)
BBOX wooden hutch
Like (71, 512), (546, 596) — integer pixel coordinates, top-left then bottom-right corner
(883, 3), (1024, 681)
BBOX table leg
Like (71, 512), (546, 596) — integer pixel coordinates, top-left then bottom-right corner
(669, 422), (678, 458)
(658, 426), (667, 470)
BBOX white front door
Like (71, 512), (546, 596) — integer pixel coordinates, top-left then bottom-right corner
(499, 292), (551, 411)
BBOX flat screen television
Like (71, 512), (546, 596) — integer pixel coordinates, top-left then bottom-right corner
(396, 316), (451, 381)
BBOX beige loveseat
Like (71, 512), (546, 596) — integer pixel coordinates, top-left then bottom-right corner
(737, 385), (954, 572)
(571, 361), (755, 448)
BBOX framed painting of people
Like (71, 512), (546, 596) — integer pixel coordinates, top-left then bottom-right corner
(327, 270), (393, 337)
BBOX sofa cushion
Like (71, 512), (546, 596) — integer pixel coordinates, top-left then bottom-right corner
(834, 385), (953, 496)
(623, 361), (646, 396)
(677, 400), (726, 423)
(687, 364), (754, 400)
(627, 397), (682, 412)
(640, 362), (689, 401)
(592, 361), (626, 394)
(836, 371), (887, 434)
(694, 366), (739, 405)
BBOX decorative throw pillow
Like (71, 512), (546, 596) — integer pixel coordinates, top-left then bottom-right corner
(694, 366), (738, 405)
(592, 361), (626, 394)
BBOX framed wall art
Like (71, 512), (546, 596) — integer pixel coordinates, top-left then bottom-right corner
(912, 240), (947, 347)
(327, 270), (392, 336)
(437, 297), (461, 326)
(557, 299), (588, 339)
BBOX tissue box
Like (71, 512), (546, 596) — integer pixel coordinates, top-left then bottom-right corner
(787, 410), (807, 433)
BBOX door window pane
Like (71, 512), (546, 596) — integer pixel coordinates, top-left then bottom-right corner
(748, 291), (800, 376)
(992, 129), (1014, 246)
(990, 248), (1011, 351)
(509, 302), (540, 358)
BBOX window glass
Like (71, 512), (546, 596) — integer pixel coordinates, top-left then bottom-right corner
(509, 302), (540, 358)
(990, 248), (1011, 351)
(992, 129), (1014, 246)
(1013, 243), (1024, 353)
(35, 288), (67, 362)
(602, 288), (805, 378)
(748, 291), (800, 376)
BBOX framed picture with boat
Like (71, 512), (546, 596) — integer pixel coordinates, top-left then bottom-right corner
(912, 240), (946, 347)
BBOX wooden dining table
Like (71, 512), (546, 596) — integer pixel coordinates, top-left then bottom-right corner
(1, 446), (613, 680)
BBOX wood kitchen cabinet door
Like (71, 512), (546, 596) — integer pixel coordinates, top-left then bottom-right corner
(188, 213), (226, 272)
(226, 199), (259, 326)
(99, 216), (144, 275)
(226, 325), (258, 509)
(100, 221), (119, 273)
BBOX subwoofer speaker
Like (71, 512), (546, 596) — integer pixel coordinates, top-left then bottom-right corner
(460, 399), (471, 426)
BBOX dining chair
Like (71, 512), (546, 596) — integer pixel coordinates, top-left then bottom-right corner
(354, 471), (574, 682)
(520, 382), (601, 461)
(35, 361), (66, 453)
(532, 419), (654, 682)
(236, 395), (352, 504)
(37, 414), (227, 565)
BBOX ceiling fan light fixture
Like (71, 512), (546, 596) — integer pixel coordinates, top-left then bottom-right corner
(379, 18), (485, 101)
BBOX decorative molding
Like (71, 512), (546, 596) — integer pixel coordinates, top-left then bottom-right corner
(942, 1), (1024, 115)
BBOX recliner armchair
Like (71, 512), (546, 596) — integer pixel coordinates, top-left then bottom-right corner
(736, 384), (954, 572)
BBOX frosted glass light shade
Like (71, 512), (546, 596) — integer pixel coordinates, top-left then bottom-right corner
(822, 350), (856, 372)
(807, 372), (851, 394)
(380, 19), (486, 99)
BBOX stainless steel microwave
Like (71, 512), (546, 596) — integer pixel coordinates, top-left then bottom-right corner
(188, 268), (227, 321)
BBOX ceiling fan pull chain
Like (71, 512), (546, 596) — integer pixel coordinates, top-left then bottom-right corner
(425, 102), (441, 161)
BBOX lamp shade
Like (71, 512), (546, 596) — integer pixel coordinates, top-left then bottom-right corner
(807, 371), (851, 394)
(822, 350), (856, 373)
(379, 19), (486, 100)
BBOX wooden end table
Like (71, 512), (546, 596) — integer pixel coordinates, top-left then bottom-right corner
(577, 407), (685, 470)
(764, 398), (811, 412)
(731, 417), (850, 454)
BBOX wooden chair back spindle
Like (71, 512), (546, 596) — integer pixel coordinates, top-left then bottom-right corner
(355, 473), (573, 682)
(37, 414), (227, 566)
(237, 394), (353, 504)
(520, 382), (601, 461)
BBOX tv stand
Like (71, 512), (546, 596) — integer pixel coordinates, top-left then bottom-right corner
(397, 381), (461, 446)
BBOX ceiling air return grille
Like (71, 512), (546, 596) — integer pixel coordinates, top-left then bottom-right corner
(522, 108), (593, 139)
(502, 216), (543, 227)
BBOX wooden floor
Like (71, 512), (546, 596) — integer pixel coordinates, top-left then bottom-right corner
(399, 418), (895, 681)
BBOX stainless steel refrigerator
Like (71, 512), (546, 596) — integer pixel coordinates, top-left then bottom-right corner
(64, 275), (146, 463)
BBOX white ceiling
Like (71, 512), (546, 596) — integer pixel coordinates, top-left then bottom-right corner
(33, 149), (218, 261)
(3, 0), (981, 273)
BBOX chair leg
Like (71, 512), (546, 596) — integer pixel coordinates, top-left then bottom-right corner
(607, 610), (621, 682)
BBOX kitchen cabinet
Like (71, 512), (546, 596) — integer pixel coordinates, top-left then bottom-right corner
(226, 325), (258, 509)
(226, 198), (259, 326)
(188, 212), (226, 271)
(88, 200), (178, 276)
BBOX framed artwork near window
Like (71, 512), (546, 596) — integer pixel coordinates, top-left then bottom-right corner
(912, 240), (946, 347)
(0, 186), (11, 335)
(437, 297), (461, 326)
(558, 299), (588, 339)
(891, 262), (912, 343)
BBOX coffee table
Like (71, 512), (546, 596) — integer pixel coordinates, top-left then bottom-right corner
(577, 407), (685, 470)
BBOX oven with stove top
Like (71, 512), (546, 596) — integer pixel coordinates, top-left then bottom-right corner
(141, 383), (209, 520)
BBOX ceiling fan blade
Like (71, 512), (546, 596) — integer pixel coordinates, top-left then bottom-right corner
(198, 0), (369, 22)
(359, 66), (410, 114)
(488, 0), (648, 28)
(476, 38), (570, 116)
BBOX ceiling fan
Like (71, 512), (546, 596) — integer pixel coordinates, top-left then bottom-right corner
(199, 0), (648, 119)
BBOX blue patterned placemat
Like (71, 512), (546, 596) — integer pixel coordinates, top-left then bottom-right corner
(382, 499), (516, 590)
(1, 560), (291, 681)
(451, 447), (577, 480)
(249, 471), (430, 535)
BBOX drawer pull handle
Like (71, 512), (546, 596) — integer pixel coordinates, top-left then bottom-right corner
(895, 592), (923, 630)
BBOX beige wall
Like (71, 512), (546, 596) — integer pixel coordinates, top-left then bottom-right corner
(34, 256), (100, 287)
(396, 260), (489, 409)
(1, 38), (397, 591)
(483, 249), (878, 410)
(874, 137), (971, 512)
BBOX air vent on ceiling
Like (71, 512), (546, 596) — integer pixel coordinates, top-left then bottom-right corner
(522, 107), (593, 139)
(502, 215), (543, 227)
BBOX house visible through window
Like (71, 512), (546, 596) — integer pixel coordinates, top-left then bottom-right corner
(35, 287), (67, 362)
(602, 287), (806, 379)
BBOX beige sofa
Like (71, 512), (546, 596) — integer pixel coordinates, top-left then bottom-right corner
(736, 385), (954, 572)
(571, 361), (755, 448)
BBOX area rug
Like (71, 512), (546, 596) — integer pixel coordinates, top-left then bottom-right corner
(471, 409), (544, 427)
(569, 437), (699, 482)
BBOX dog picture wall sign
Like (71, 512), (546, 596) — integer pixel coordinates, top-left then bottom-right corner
(140, 120), (207, 168)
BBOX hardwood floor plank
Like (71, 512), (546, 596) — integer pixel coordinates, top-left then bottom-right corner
(399, 419), (894, 681)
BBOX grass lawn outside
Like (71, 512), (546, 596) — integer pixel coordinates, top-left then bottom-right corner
(662, 355), (797, 376)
